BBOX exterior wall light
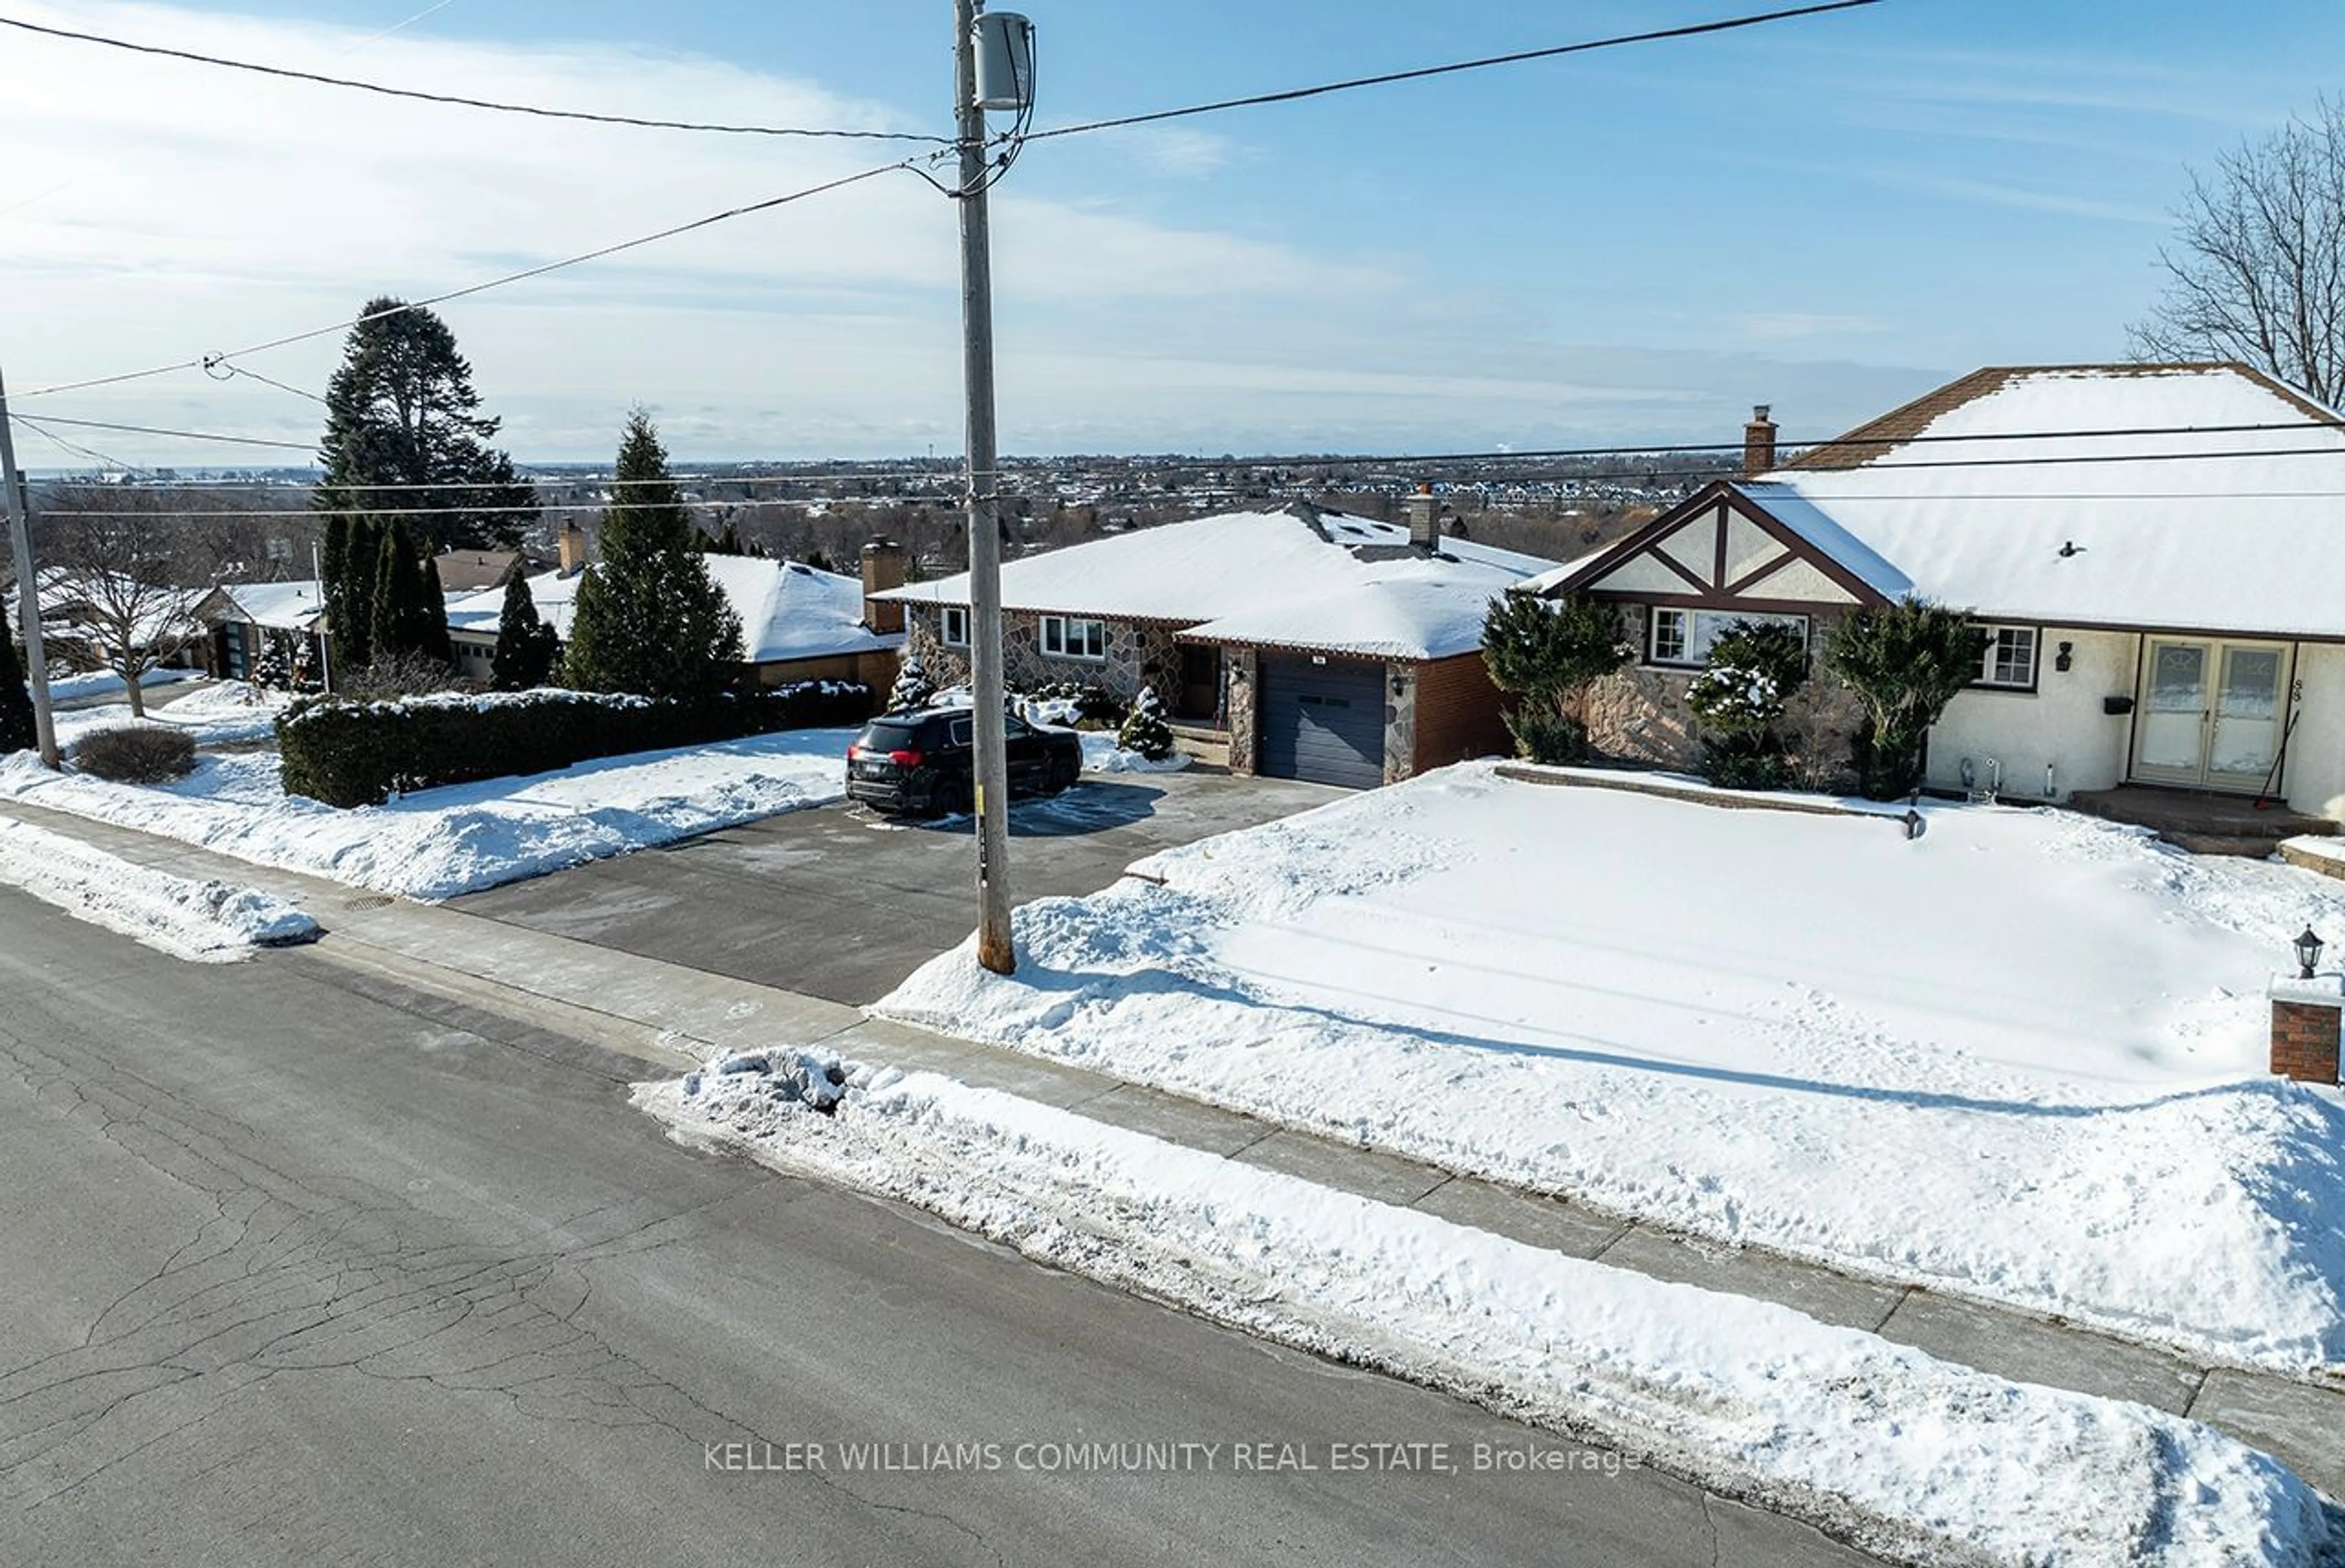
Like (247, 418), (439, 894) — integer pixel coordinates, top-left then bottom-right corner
(2055, 641), (2074, 672)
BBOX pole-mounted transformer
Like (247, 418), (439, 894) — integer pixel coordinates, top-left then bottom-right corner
(973, 12), (1034, 111)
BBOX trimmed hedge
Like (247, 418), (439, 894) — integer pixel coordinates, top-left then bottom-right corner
(277, 682), (872, 807)
(76, 724), (198, 784)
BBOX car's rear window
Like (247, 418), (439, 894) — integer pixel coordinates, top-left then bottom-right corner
(854, 719), (923, 750)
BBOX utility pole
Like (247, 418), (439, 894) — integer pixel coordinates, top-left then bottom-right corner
(954, 0), (1015, 974)
(0, 364), (60, 769)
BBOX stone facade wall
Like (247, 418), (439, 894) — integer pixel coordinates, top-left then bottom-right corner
(1225, 646), (1259, 775)
(1583, 603), (1864, 791)
(901, 605), (1182, 708)
(1383, 663), (1414, 786)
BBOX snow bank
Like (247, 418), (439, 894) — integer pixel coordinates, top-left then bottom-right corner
(42, 668), (201, 703)
(0, 816), (316, 960)
(641, 1059), (2335, 1567)
(1078, 731), (1190, 775)
(878, 763), (2345, 1373)
(53, 680), (293, 749)
(0, 728), (856, 901)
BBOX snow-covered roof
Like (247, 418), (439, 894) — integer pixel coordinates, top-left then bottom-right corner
(1184, 562), (1536, 660)
(882, 504), (1556, 653)
(1741, 364), (2345, 637)
(446, 557), (902, 665)
(212, 579), (325, 632)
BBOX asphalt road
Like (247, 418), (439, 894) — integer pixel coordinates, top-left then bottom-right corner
(0, 893), (1877, 1567)
(453, 768), (1348, 1005)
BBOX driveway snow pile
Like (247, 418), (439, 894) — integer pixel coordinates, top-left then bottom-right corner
(0, 728), (856, 900)
(1078, 732), (1190, 775)
(0, 816), (316, 960)
(641, 1059), (2335, 1567)
(879, 762), (2345, 1373)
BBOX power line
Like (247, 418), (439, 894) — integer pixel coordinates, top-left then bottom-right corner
(15, 158), (923, 401)
(15, 413), (314, 451)
(0, 12), (948, 143)
(203, 357), (328, 405)
(1026, 0), (1884, 143)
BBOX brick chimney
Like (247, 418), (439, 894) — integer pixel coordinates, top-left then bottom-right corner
(2269, 973), (2342, 1083)
(1405, 484), (1439, 551)
(861, 537), (907, 634)
(1743, 405), (1779, 476)
(558, 520), (589, 573)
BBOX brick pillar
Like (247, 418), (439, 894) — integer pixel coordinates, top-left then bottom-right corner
(2267, 975), (2343, 1084)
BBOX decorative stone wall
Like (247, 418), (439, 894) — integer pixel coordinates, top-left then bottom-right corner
(1583, 603), (1864, 791)
(901, 605), (1182, 708)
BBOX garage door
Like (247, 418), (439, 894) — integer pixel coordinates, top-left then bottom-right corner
(1258, 655), (1386, 788)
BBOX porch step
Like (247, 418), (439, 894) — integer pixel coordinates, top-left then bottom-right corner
(2164, 833), (2294, 859)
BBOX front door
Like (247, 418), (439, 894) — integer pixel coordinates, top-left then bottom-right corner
(2130, 638), (2293, 791)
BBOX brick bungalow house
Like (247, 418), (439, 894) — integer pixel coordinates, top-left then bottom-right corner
(878, 499), (1557, 788)
(1524, 363), (2345, 821)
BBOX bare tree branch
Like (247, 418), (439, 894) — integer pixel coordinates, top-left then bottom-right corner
(2130, 96), (2345, 404)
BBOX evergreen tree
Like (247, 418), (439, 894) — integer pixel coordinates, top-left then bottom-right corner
(1480, 593), (1631, 764)
(420, 554), (455, 666)
(563, 412), (743, 700)
(1117, 686), (1175, 761)
(369, 519), (437, 666)
(0, 633), (35, 755)
(1824, 598), (1992, 799)
(489, 572), (559, 690)
(323, 514), (382, 675)
(886, 650), (934, 713)
(316, 297), (538, 551)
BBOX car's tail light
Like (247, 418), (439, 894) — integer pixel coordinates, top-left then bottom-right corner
(888, 749), (923, 767)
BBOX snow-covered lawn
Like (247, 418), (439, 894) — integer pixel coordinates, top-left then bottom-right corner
(51, 679), (294, 749)
(0, 727), (859, 901)
(0, 816), (316, 960)
(878, 762), (2345, 1374)
(642, 1057), (2335, 1567)
(42, 667), (202, 704)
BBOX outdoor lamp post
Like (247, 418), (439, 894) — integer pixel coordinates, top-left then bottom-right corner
(2294, 926), (2326, 981)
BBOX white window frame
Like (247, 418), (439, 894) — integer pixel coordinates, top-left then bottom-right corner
(940, 605), (970, 648)
(1647, 608), (1808, 669)
(1040, 614), (1108, 662)
(1976, 625), (2038, 691)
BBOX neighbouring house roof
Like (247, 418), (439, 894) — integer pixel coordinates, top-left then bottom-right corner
(445, 556), (903, 664)
(879, 503), (1557, 655)
(1533, 363), (2345, 640)
(432, 550), (525, 593)
(9, 567), (203, 650)
(201, 579), (327, 633)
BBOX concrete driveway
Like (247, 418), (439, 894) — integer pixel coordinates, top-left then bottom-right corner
(453, 768), (1345, 1005)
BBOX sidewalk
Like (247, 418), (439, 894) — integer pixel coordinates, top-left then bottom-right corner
(3, 792), (2340, 1501)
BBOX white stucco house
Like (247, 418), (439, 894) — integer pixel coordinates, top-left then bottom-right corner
(1524, 363), (2345, 822)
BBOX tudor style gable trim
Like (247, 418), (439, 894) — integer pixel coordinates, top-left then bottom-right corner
(1534, 481), (1891, 612)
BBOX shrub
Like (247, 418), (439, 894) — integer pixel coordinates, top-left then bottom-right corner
(1502, 706), (1588, 766)
(75, 724), (197, 783)
(277, 682), (871, 807)
(1824, 599), (1991, 799)
(1116, 687), (1174, 760)
(1684, 620), (1809, 790)
(888, 651), (935, 713)
(1027, 679), (1124, 726)
(1482, 594), (1629, 761)
(1695, 728), (1792, 791)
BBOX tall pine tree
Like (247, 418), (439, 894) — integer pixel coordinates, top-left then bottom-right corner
(0, 633), (35, 755)
(420, 554), (455, 667)
(489, 571), (559, 690)
(316, 297), (538, 551)
(564, 412), (742, 700)
(369, 519), (437, 666)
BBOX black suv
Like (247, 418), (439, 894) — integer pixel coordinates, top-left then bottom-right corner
(845, 705), (1083, 815)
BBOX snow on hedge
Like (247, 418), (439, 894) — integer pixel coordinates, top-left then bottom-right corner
(878, 763), (2345, 1374)
(0, 816), (316, 960)
(641, 1059), (2335, 1567)
(0, 727), (857, 901)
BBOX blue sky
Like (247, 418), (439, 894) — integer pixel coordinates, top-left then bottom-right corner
(3, 0), (2342, 463)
